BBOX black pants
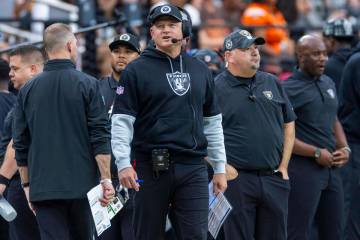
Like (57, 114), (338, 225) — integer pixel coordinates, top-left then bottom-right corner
(287, 155), (344, 240)
(219, 171), (290, 240)
(97, 179), (135, 240)
(133, 160), (208, 240)
(7, 176), (40, 240)
(342, 142), (360, 240)
(32, 198), (94, 240)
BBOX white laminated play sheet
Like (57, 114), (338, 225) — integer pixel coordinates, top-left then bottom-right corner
(208, 182), (232, 239)
(87, 184), (123, 236)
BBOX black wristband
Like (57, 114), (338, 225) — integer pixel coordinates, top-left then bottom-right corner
(0, 174), (10, 187)
(21, 182), (30, 188)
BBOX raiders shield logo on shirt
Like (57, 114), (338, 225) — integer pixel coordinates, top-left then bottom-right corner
(263, 91), (273, 100)
(166, 71), (191, 96)
(327, 89), (335, 99)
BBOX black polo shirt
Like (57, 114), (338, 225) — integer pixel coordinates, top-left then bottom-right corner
(215, 70), (296, 170)
(99, 76), (119, 114)
(283, 69), (338, 152)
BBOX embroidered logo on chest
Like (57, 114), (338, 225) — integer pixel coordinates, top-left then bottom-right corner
(262, 90), (273, 100)
(327, 89), (335, 99)
(166, 71), (191, 96)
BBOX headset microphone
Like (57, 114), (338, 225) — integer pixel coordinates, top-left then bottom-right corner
(171, 38), (182, 44)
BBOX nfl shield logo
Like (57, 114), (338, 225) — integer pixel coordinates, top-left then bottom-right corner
(166, 71), (190, 96)
(263, 91), (273, 100)
(116, 86), (124, 95)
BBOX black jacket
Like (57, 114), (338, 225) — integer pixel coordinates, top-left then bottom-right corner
(338, 46), (360, 142)
(13, 59), (111, 201)
(112, 47), (220, 159)
(324, 48), (354, 91)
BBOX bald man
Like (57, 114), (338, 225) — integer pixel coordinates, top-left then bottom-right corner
(12, 23), (114, 240)
(283, 35), (349, 240)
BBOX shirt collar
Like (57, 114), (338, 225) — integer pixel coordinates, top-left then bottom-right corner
(108, 75), (119, 89)
(292, 68), (321, 82)
(44, 59), (75, 71)
(224, 69), (255, 87)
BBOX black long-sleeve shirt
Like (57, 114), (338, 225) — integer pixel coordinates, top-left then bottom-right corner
(13, 59), (111, 201)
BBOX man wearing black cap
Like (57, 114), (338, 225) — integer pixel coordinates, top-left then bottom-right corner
(323, 18), (358, 240)
(193, 49), (224, 78)
(283, 35), (349, 240)
(215, 29), (296, 240)
(338, 38), (360, 240)
(323, 18), (355, 91)
(111, 4), (227, 240)
(97, 33), (140, 240)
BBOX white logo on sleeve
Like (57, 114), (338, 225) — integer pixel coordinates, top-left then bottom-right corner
(166, 71), (190, 96)
(263, 90), (273, 100)
(327, 89), (335, 99)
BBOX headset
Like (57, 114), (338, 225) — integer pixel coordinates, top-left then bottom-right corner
(147, 5), (193, 39)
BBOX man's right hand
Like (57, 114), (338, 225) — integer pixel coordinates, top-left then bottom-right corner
(0, 184), (6, 196)
(118, 167), (139, 191)
(315, 148), (333, 167)
(23, 187), (36, 215)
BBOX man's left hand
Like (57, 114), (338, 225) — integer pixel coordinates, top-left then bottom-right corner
(332, 149), (349, 168)
(212, 173), (227, 195)
(277, 166), (289, 180)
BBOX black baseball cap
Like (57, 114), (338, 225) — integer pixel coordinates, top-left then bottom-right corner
(323, 18), (355, 38)
(194, 49), (222, 66)
(109, 33), (141, 53)
(223, 30), (265, 51)
(148, 4), (182, 25)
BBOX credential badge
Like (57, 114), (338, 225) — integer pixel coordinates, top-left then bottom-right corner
(166, 71), (190, 96)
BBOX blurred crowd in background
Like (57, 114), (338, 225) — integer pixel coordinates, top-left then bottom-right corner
(0, 0), (359, 79)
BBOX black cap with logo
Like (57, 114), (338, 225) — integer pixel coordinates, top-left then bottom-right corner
(223, 30), (265, 52)
(109, 33), (141, 53)
(323, 18), (355, 38)
(148, 5), (183, 25)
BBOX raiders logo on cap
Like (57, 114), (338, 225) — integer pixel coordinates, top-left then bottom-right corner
(119, 34), (130, 41)
(225, 39), (233, 50)
(239, 30), (252, 40)
(160, 6), (171, 14)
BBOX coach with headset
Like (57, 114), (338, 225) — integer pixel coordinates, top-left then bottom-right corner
(111, 4), (227, 240)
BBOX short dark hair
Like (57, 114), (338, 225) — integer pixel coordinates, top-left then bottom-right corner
(9, 45), (45, 66)
(0, 59), (10, 82)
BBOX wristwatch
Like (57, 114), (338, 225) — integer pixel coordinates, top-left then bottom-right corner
(314, 147), (321, 159)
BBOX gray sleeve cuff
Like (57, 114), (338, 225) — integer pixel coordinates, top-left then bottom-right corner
(111, 114), (135, 172)
(203, 114), (227, 174)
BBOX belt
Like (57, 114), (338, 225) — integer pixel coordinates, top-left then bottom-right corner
(236, 168), (276, 176)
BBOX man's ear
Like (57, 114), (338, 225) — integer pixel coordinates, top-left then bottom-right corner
(224, 51), (232, 64)
(66, 41), (72, 53)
